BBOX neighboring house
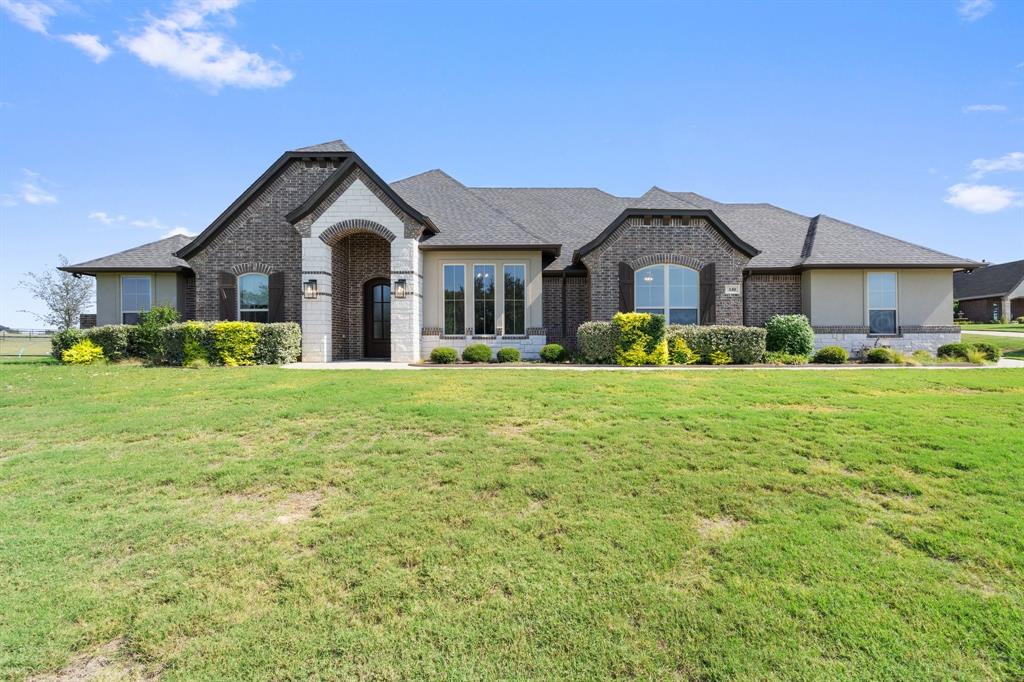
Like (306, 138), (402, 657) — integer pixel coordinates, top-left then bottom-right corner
(61, 139), (977, 361)
(953, 259), (1024, 323)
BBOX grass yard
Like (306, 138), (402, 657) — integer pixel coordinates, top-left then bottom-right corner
(959, 324), (1024, 333)
(1, 362), (1023, 680)
(963, 333), (1024, 359)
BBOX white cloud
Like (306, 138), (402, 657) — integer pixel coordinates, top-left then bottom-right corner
(3, 169), (58, 205)
(963, 104), (1007, 112)
(60, 33), (112, 62)
(969, 151), (1024, 178)
(131, 217), (190, 234)
(958, 0), (994, 21)
(88, 211), (125, 225)
(944, 183), (1021, 213)
(161, 226), (195, 238)
(0, 0), (55, 34)
(121, 0), (292, 91)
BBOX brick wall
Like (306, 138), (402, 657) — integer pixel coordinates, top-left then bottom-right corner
(330, 232), (390, 359)
(743, 273), (802, 326)
(542, 273), (590, 348)
(580, 216), (750, 324)
(79, 313), (96, 329)
(187, 158), (341, 322)
(958, 297), (1000, 322)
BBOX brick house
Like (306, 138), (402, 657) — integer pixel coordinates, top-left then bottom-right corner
(954, 259), (1024, 323)
(63, 139), (977, 361)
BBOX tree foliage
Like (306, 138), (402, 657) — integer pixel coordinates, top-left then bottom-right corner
(19, 255), (94, 331)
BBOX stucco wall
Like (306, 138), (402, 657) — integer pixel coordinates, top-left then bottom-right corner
(95, 272), (179, 326)
(803, 268), (954, 328)
(421, 250), (544, 332)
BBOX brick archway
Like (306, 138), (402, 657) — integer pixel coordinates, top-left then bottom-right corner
(320, 219), (396, 245)
(330, 231), (391, 359)
(627, 253), (705, 271)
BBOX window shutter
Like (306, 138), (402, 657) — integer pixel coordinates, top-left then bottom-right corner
(268, 271), (285, 322)
(699, 262), (716, 324)
(218, 271), (237, 321)
(618, 262), (634, 313)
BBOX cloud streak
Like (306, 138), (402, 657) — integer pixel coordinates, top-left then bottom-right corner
(2, 169), (58, 206)
(969, 151), (1024, 179)
(0, 0), (55, 34)
(60, 33), (112, 62)
(963, 104), (1007, 112)
(958, 0), (994, 21)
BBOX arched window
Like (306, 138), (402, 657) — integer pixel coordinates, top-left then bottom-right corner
(635, 264), (699, 325)
(238, 273), (269, 322)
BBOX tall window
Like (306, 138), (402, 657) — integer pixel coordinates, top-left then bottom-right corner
(443, 264), (465, 335)
(121, 276), (152, 324)
(635, 264), (699, 325)
(474, 264), (496, 334)
(867, 272), (897, 334)
(239, 273), (269, 323)
(503, 264), (526, 335)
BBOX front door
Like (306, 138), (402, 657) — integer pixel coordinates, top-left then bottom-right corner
(363, 278), (391, 358)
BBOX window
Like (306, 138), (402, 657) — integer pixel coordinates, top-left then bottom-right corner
(503, 264), (526, 335)
(443, 264), (465, 335)
(867, 272), (897, 335)
(474, 264), (496, 334)
(635, 264), (699, 324)
(238, 273), (269, 323)
(121, 276), (152, 324)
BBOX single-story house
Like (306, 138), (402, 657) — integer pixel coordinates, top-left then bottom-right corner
(62, 139), (977, 361)
(953, 259), (1024, 323)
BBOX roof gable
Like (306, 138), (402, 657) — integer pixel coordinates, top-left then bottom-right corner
(954, 259), (1024, 299)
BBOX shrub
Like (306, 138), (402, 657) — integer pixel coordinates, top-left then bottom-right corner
(911, 350), (934, 364)
(134, 305), (180, 361)
(668, 336), (698, 365)
(85, 325), (133, 361)
(429, 347), (458, 364)
(496, 347), (521, 363)
(62, 339), (105, 365)
(668, 325), (766, 364)
(612, 312), (667, 366)
(937, 342), (971, 360)
(764, 351), (809, 365)
(865, 347), (895, 364)
(539, 343), (566, 363)
(1016, 317), (1024, 324)
(212, 321), (259, 366)
(462, 343), (492, 363)
(965, 348), (989, 365)
(52, 328), (83, 360)
(255, 323), (302, 365)
(812, 346), (848, 364)
(765, 314), (814, 356)
(162, 321), (215, 366)
(708, 350), (732, 365)
(576, 321), (620, 364)
(970, 341), (1001, 362)
(889, 350), (919, 366)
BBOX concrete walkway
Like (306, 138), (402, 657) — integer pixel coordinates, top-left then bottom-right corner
(960, 329), (1024, 338)
(284, 358), (1024, 371)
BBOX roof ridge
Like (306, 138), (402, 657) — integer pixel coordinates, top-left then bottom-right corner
(800, 215), (820, 260)
(467, 183), (565, 245)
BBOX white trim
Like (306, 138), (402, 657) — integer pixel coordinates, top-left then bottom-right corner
(120, 274), (153, 324)
(472, 263), (497, 335)
(502, 262), (527, 335)
(634, 263), (699, 325)
(866, 270), (898, 335)
(441, 262), (466, 335)
(237, 272), (270, 323)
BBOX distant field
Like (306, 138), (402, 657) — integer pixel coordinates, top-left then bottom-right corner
(963, 333), (1024, 359)
(0, 333), (52, 356)
(959, 324), (1024, 333)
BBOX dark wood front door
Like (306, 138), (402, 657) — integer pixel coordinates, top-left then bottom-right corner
(363, 278), (391, 358)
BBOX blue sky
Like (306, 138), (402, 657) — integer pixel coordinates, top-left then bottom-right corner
(1, 0), (1021, 328)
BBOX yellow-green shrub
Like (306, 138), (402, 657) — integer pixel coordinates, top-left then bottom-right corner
(62, 339), (105, 365)
(708, 350), (732, 365)
(613, 312), (667, 366)
(212, 321), (259, 366)
(669, 336), (698, 365)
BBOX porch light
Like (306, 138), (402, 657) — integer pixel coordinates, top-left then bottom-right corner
(394, 279), (407, 299)
(303, 279), (318, 299)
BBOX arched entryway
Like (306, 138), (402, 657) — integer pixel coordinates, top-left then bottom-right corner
(363, 278), (391, 359)
(328, 231), (391, 359)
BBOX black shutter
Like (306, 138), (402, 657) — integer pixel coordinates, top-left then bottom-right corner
(618, 262), (634, 313)
(218, 271), (237, 321)
(699, 262), (715, 324)
(268, 271), (285, 322)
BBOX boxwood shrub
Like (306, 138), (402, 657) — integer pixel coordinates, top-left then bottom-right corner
(612, 312), (667, 366)
(576, 321), (620, 364)
(812, 345), (848, 364)
(667, 325), (766, 364)
(255, 323), (302, 364)
(462, 343), (492, 363)
(429, 346), (458, 364)
(51, 328), (83, 360)
(764, 351), (809, 365)
(84, 325), (133, 361)
(865, 347), (895, 364)
(969, 341), (1001, 362)
(496, 347), (521, 363)
(765, 314), (814, 356)
(937, 342), (971, 360)
(539, 343), (566, 363)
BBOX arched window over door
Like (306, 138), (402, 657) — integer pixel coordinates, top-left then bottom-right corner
(634, 264), (699, 325)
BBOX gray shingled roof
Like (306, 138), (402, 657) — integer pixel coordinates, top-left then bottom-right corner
(954, 259), (1024, 300)
(292, 139), (352, 153)
(61, 234), (194, 273)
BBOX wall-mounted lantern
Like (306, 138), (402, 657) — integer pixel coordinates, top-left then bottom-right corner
(303, 279), (318, 299)
(394, 279), (407, 299)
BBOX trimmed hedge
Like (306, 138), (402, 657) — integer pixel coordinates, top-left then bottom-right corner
(52, 325), (133, 362)
(255, 323), (302, 365)
(496, 347), (521, 363)
(865, 348), (895, 364)
(968, 341), (1001, 362)
(462, 343), (492, 363)
(667, 325), (766, 364)
(613, 312), (667, 366)
(764, 351), (809, 365)
(539, 343), (566, 363)
(429, 347), (458, 364)
(52, 328), (83, 360)
(937, 342), (971, 360)
(577, 321), (620, 364)
(813, 345), (848, 364)
(765, 314), (814, 356)
(669, 336), (698, 365)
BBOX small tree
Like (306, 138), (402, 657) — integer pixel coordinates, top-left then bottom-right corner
(19, 255), (94, 331)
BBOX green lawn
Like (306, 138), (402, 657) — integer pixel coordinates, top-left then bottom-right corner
(1, 363), (1023, 680)
(964, 333), (1024, 359)
(959, 323), (1024, 333)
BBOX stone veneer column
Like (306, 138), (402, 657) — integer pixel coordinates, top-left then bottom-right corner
(301, 237), (332, 362)
(390, 235), (422, 362)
